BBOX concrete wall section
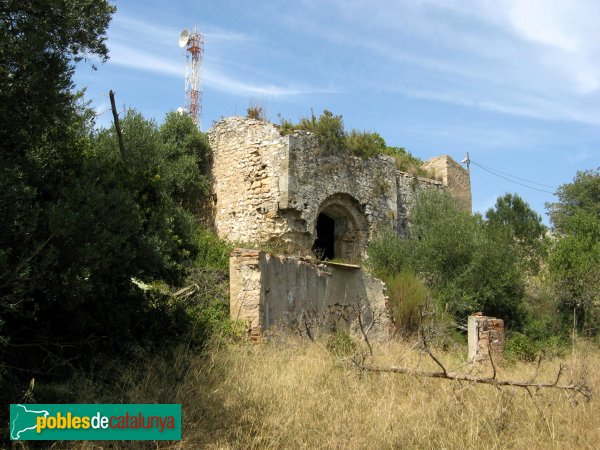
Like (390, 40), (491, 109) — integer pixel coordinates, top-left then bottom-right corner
(230, 249), (393, 339)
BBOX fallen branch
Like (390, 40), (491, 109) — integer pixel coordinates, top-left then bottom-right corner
(354, 304), (592, 403)
(357, 363), (591, 401)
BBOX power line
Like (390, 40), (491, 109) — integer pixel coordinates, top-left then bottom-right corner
(470, 161), (556, 194)
(471, 159), (557, 189)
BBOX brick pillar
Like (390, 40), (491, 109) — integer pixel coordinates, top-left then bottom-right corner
(468, 313), (504, 364)
(230, 249), (264, 340)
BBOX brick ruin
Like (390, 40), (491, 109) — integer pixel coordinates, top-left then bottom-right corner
(205, 117), (472, 336)
(468, 314), (505, 364)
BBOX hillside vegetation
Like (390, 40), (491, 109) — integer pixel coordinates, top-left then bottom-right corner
(2, 2), (599, 449)
(275, 109), (432, 177)
(64, 336), (600, 449)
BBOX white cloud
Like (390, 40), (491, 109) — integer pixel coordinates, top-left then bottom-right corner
(501, 0), (600, 94)
(566, 147), (596, 163)
(402, 87), (600, 126)
(112, 15), (252, 46)
(108, 42), (336, 98)
(279, 0), (600, 123)
(105, 16), (336, 98)
(109, 42), (183, 77)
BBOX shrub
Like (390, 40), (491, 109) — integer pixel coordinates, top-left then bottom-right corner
(326, 331), (357, 357)
(383, 146), (431, 177)
(247, 105), (267, 121)
(276, 110), (431, 176)
(366, 228), (413, 278)
(296, 110), (345, 155)
(387, 270), (429, 335)
(505, 315), (569, 361)
(345, 130), (387, 159)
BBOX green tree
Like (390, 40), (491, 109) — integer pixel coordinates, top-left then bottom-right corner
(367, 190), (525, 327)
(0, 0), (114, 159)
(549, 210), (600, 334)
(0, 0), (115, 369)
(486, 193), (546, 245)
(0, 0), (226, 397)
(545, 169), (600, 334)
(486, 193), (547, 272)
(546, 169), (600, 232)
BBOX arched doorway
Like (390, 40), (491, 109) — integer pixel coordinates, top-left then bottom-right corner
(311, 193), (368, 261)
(313, 213), (335, 259)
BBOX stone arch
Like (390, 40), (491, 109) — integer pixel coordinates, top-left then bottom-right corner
(311, 193), (369, 261)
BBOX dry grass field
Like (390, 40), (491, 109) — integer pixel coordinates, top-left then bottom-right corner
(63, 334), (600, 450)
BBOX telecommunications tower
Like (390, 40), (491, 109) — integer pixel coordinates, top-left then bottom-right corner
(178, 27), (204, 129)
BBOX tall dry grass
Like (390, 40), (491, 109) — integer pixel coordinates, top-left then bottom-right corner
(62, 335), (599, 449)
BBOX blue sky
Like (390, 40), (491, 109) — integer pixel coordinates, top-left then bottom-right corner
(75, 0), (600, 224)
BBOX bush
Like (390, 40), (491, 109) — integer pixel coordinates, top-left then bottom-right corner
(383, 146), (430, 177)
(247, 105), (267, 121)
(505, 315), (569, 361)
(345, 130), (387, 159)
(326, 331), (357, 357)
(367, 190), (526, 329)
(366, 228), (413, 278)
(387, 270), (429, 335)
(276, 110), (432, 176)
(296, 110), (345, 155)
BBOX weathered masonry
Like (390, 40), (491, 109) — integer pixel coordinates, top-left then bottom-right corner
(207, 117), (471, 260)
(468, 314), (505, 364)
(206, 117), (471, 336)
(230, 249), (392, 339)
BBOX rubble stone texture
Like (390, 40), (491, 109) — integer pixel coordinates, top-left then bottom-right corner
(207, 117), (472, 337)
(207, 117), (471, 259)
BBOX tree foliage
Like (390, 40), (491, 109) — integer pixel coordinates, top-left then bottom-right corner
(547, 169), (600, 232)
(486, 193), (546, 247)
(0, 0), (114, 158)
(367, 190), (525, 327)
(544, 170), (600, 334)
(0, 1), (234, 401)
(486, 193), (547, 273)
(549, 210), (600, 333)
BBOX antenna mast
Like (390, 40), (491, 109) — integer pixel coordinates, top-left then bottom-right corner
(179, 26), (204, 129)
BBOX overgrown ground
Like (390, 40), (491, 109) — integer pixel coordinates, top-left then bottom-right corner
(29, 335), (600, 450)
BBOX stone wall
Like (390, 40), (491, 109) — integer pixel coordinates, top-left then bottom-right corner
(230, 248), (393, 339)
(206, 118), (289, 244)
(423, 155), (472, 212)
(207, 117), (468, 256)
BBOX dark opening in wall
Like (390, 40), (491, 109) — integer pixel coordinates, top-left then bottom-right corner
(312, 213), (335, 259)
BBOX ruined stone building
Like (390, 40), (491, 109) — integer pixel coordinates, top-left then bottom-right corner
(205, 117), (472, 337)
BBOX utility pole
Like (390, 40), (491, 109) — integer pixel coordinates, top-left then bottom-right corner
(109, 90), (126, 163)
(462, 152), (471, 172)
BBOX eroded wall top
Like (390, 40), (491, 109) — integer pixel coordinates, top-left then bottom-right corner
(207, 117), (470, 256)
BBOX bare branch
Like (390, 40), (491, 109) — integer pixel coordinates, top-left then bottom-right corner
(489, 344), (497, 380)
(357, 363), (591, 401)
(418, 305), (447, 376)
(355, 304), (373, 357)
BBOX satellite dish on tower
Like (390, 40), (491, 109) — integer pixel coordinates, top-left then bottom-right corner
(178, 29), (190, 48)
